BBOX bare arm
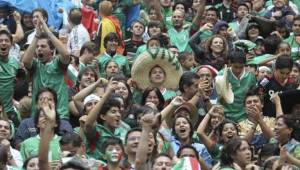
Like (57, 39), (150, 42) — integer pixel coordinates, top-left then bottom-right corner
(73, 79), (103, 115)
(196, 107), (216, 152)
(39, 16), (70, 64)
(270, 92), (283, 118)
(84, 79), (113, 137)
(22, 31), (39, 69)
(135, 113), (155, 170)
(191, 0), (206, 31)
(12, 12), (24, 43)
(244, 123), (258, 143)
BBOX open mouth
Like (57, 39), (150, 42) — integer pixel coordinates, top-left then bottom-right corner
(37, 53), (44, 59)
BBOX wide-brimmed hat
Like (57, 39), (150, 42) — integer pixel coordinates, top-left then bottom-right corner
(215, 65), (234, 104)
(165, 102), (199, 128)
(131, 48), (183, 90)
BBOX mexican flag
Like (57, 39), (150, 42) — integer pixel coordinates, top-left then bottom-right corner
(172, 157), (201, 170)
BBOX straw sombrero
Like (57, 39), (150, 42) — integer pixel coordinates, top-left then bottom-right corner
(131, 48), (183, 90)
(215, 65), (234, 104)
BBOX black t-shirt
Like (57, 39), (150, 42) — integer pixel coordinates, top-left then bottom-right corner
(258, 76), (297, 117)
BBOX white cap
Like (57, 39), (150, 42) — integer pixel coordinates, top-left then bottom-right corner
(83, 94), (101, 106)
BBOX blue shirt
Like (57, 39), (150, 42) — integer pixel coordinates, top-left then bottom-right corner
(170, 136), (213, 167)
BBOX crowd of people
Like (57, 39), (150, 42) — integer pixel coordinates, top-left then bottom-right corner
(1, 0), (300, 169)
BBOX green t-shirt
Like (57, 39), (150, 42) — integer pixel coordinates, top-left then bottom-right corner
(162, 90), (177, 101)
(246, 54), (273, 65)
(162, 7), (173, 30)
(20, 135), (61, 161)
(30, 57), (69, 119)
(199, 30), (213, 41)
(167, 27), (192, 52)
(218, 69), (257, 123)
(228, 21), (239, 34)
(85, 123), (127, 160)
(284, 34), (300, 61)
(0, 57), (19, 114)
(134, 44), (147, 60)
(98, 53), (130, 78)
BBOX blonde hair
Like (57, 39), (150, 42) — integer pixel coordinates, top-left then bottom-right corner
(99, 1), (113, 16)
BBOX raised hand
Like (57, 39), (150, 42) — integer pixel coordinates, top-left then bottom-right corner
(270, 91), (281, 105)
(170, 96), (185, 107)
(13, 11), (21, 23)
(40, 100), (56, 125)
(200, 23), (213, 32)
(141, 112), (155, 128)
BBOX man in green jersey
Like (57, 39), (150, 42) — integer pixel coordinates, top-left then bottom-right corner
(0, 30), (19, 125)
(22, 15), (70, 120)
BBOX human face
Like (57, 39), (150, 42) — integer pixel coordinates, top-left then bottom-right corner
(148, 26), (161, 37)
(232, 141), (252, 168)
(210, 37), (224, 54)
(292, 20), (300, 36)
(148, 39), (161, 49)
(37, 91), (55, 111)
(184, 78), (199, 99)
(153, 156), (172, 170)
(115, 82), (129, 100)
(32, 11), (44, 27)
(218, 26), (228, 37)
(149, 9), (158, 21)
(221, 123), (238, 143)
(0, 120), (10, 140)
(257, 69), (271, 81)
(289, 66), (300, 82)
(148, 132), (156, 153)
(205, 10), (218, 24)
(277, 44), (291, 56)
(101, 107), (121, 130)
(126, 131), (141, 154)
(169, 47), (179, 58)
(252, 0), (264, 11)
(85, 100), (99, 114)
(61, 143), (80, 157)
(105, 144), (123, 163)
(145, 90), (160, 107)
(172, 10), (184, 29)
(23, 13), (33, 28)
(132, 22), (144, 36)
(36, 39), (53, 63)
(175, 4), (185, 13)
(198, 68), (213, 83)
(274, 117), (292, 143)
(106, 39), (119, 54)
(80, 70), (96, 88)
(182, 55), (194, 69)
(179, 148), (197, 159)
(237, 5), (249, 19)
(160, 0), (171, 7)
(26, 157), (39, 170)
(274, 68), (291, 84)
(273, 0), (285, 8)
(245, 95), (263, 113)
(174, 117), (191, 140)
(231, 63), (245, 78)
(150, 66), (165, 85)
(0, 33), (12, 59)
(248, 27), (259, 39)
(106, 61), (119, 77)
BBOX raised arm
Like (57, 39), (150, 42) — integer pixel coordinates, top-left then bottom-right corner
(270, 92), (283, 118)
(12, 12), (24, 43)
(84, 79), (115, 137)
(72, 78), (104, 115)
(197, 106), (217, 152)
(135, 113), (155, 170)
(38, 100), (57, 170)
(190, 0), (206, 35)
(189, 79), (212, 110)
(39, 16), (70, 64)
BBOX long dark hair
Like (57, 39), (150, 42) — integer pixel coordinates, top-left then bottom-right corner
(172, 115), (193, 143)
(276, 114), (300, 141)
(217, 119), (239, 144)
(141, 87), (165, 111)
(220, 137), (249, 167)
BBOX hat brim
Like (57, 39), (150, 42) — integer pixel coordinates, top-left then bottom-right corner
(131, 48), (183, 90)
(165, 103), (199, 128)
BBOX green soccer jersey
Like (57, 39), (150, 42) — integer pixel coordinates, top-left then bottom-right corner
(284, 34), (300, 61)
(0, 57), (19, 114)
(85, 123), (127, 160)
(20, 135), (61, 161)
(218, 69), (257, 123)
(98, 52), (130, 78)
(167, 27), (192, 52)
(30, 57), (69, 119)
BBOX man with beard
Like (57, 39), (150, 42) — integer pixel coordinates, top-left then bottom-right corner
(22, 15), (70, 120)
(0, 30), (19, 125)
